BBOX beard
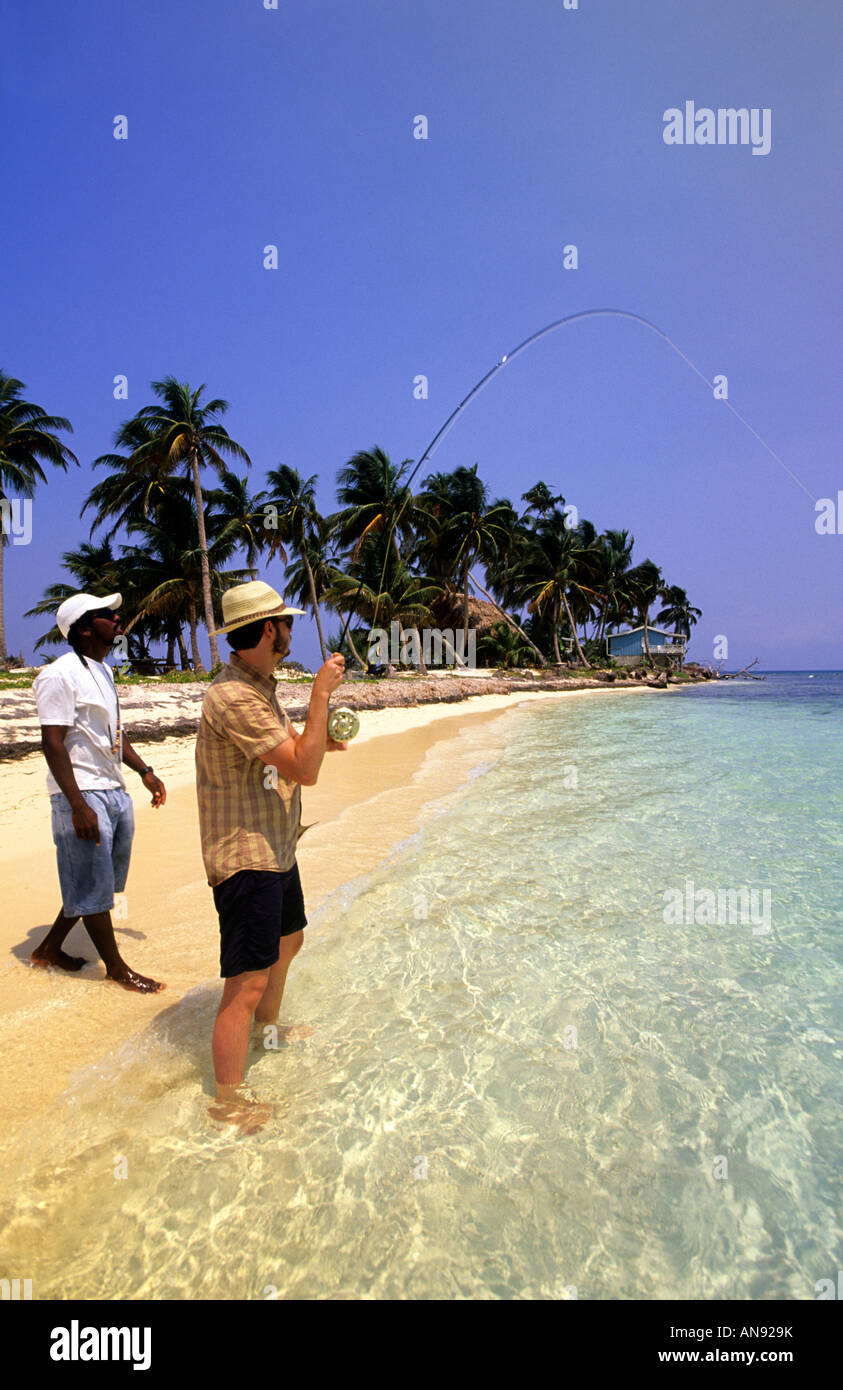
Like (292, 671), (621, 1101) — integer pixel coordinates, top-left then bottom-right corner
(271, 630), (291, 663)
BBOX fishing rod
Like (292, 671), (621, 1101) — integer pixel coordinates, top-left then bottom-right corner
(331, 306), (812, 720)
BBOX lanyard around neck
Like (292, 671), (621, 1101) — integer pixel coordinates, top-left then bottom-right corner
(77, 652), (121, 756)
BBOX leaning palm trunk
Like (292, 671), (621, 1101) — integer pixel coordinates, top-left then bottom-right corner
(396, 620), (407, 670)
(462, 566), (470, 653)
(406, 625), (428, 676)
(177, 630), (190, 670)
(551, 599), (563, 665)
(302, 549), (328, 663)
(188, 598), (205, 674)
(342, 612), (366, 670)
(596, 598), (609, 652)
(189, 446), (219, 669)
(0, 539), (6, 662)
(395, 620), (428, 676)
(562, 591), (590, 667)
(440, 631), (468, 668)
(468, 570), (547, 668)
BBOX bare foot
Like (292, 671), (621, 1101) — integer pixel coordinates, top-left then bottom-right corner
(278, 1023), (313, 1042)
(30, 946), (89, 972)
(208, 1087), (276, 1134)
(251, 1022), (314, 1049)
(106, 965), (165, 994)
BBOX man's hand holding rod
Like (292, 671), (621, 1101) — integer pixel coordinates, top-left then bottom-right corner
(263, 654), (347, 787)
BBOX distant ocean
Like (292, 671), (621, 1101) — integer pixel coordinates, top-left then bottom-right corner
(1, 673), (841, 1299)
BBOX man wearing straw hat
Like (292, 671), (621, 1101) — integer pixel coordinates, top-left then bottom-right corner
(195, 580), (346, 1126)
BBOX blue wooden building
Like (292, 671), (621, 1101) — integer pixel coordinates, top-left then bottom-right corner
(606, 626), (686, 665)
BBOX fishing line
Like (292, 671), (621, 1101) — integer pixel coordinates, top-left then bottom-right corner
(338, 307), (814, 649)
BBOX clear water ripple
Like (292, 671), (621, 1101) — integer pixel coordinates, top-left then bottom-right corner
(1, 674), (841, 1299)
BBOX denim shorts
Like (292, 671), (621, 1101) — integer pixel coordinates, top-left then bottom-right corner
(212, 866), (307, 978)
(50, 788), (134, 917)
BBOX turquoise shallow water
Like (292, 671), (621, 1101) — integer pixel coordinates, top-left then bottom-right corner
(1, 674), (841, 1299)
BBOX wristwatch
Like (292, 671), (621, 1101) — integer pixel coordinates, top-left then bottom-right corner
(139, 765), (154, 777)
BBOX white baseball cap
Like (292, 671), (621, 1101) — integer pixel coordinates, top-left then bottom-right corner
(56, 592), (122, 639)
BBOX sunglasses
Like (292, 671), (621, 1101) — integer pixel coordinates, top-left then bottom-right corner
(275, 616), (294, 630)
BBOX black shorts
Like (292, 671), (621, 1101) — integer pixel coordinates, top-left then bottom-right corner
(212, 865), (307, 979)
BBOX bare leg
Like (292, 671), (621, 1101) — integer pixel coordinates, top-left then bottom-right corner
(213, 969), (270, 1089)
(31, 909), (88, 971)
(253, 931), (312, 1043)
(210, 969), (274, 1132)
(81, 911), (165, 993)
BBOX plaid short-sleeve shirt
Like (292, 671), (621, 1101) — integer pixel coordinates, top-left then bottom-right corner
(195, 652), (301, 886)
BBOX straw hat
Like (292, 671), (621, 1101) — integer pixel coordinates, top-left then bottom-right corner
(216, 581), (305, 635)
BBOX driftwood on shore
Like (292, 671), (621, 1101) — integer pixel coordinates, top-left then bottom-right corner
(724, 658), (764, 681)
(683, 659), (765, 682)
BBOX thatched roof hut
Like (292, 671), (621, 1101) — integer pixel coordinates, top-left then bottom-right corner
(430, 594), (503, 635)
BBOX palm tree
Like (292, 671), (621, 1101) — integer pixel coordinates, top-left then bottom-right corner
(333, 447), (416, 560)
(625, 560), (664, 661)
(114, 379), (251, 668)
(522, 609), (571, 664)
(656, 585), (702, 641)
(478, 621), (534, 669)
(85, 417), (179, 540)
(120, 492), (248, 672)
(466, 568), (548, 667)
(281, 516), (364, 670)
(263, 464), (330, 662)
(479, 511), (550, 667)
(509, 510), (597, 666)
(325, 532), (441, 675)
(85, 423), (194, 663)
(0, 371), (77, 660)
(87, 456), (263, 669)
(563, 517), (603, 642)
(592, 528), (636, 650)
(521, 481), (565, 517)
(327, 628), (367, 665)
(415, 464), (514, 652)
(205, 470), (269, 581)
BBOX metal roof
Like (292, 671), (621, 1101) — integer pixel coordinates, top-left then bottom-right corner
(606, 626), (684, 641)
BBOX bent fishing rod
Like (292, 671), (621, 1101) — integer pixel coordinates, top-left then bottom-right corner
(334, 305), (811, 672)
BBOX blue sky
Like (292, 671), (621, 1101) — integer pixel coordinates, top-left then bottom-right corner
(4, 0), (841, 670)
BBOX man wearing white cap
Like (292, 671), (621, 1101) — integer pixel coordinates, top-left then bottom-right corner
(195, 580), (346, 1127)
(30, 593), (167, 992)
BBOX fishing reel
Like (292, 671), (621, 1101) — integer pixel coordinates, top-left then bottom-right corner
(327, 706), (360, 742)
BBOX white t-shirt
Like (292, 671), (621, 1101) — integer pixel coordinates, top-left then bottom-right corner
(33, 650), (125, 794)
